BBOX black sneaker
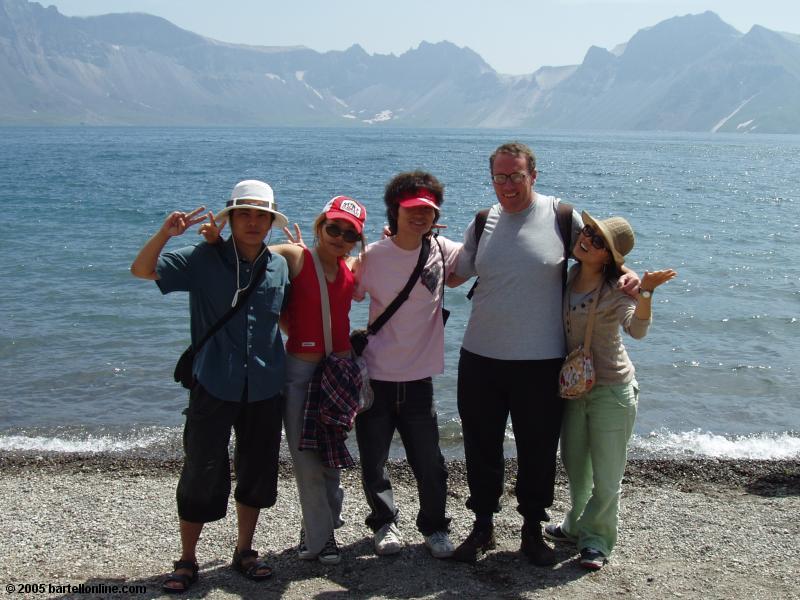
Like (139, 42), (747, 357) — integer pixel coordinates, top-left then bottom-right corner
(297, 529), (315, 560)
(543, 524), (572, 543)
(579, 547), (607, 570)
(318, 532), (341, 565)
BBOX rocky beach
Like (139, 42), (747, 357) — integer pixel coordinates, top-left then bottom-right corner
(1, 452), (797, 599)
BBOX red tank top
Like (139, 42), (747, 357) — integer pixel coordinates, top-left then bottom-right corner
(285, 248), (354, 354)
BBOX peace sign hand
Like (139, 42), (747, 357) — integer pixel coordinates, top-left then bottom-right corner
(199, 211), (225, 244)
(160, 206), (207, 238)
(283, 223), (308, 249)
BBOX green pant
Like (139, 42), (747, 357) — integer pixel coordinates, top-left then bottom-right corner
(560, 381), (638, 557)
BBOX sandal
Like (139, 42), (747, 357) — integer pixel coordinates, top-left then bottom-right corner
(162, 559), (198, 594)
(232, 548), (273, 581)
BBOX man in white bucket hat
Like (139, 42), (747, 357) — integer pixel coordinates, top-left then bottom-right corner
(131, 179), (290, 592)
(216, 179), (289, 230)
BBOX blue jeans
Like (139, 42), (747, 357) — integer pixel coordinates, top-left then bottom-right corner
(560, 381), (638, 556)
(355, 378), (450, 535)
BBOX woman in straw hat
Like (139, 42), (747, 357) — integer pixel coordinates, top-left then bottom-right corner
(542, 211), (676, 571)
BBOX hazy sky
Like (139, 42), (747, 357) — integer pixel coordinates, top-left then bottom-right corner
(47, 0), (800, 74)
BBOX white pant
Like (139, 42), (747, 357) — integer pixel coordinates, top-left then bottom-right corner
(283, 355), (344, 554)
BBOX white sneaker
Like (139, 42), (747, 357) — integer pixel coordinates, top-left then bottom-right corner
(374, 523), (403, 555)
(424, 530), (455, 559)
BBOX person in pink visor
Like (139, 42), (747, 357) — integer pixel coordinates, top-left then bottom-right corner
(352, 171), (462, 559)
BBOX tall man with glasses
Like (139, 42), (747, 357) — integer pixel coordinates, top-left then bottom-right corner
(450, 142), (638, 566)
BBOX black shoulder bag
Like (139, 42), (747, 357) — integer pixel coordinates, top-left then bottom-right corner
(173, 257), (268, 389)
(350, 236), (431, 356)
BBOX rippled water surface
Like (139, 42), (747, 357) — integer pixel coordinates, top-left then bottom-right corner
(1, 127), (798, 458)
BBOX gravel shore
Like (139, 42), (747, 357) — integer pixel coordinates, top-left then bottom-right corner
(1, 452), (797, 599)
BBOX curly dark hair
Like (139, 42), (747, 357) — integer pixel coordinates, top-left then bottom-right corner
(384, 171), (444, 235)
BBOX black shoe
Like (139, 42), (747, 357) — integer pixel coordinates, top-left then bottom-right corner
(543, 523), (572, 543)
(520, 522), (556, 566)
(318, 532), (341, 565)
(579, 547), (607, 570)
(452, 522), (496, 563)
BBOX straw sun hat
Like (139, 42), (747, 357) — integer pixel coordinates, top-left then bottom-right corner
(581, 211), (635, 269)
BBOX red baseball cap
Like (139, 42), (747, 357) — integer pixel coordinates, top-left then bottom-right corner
(398, 189), (440, 210)
(323, 196), (367, 233)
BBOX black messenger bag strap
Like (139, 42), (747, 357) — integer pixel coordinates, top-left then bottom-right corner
(367, 235), (431, 336)
(191, 254), (268, 353)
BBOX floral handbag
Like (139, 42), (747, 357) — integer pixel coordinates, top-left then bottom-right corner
(559, 283), (601, 400)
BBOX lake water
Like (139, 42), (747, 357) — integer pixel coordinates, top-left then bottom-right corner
(1, 127), (798, 460)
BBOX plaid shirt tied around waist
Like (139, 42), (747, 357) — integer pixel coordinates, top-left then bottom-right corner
(298, 354), (361, 468)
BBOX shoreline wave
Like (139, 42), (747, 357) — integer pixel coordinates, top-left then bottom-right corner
(1, 426), (797, 461)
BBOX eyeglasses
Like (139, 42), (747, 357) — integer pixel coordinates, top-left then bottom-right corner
(491, 172), (528, 185)
(581, 225), (607, 250)
(324, 223), (362, 243)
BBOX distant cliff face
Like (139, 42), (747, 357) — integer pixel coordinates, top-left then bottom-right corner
(1, 0), (799, 132)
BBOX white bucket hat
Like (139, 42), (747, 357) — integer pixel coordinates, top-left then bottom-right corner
(215, 180), (289, 230)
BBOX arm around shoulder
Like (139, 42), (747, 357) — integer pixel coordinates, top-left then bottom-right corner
(269, 243), (305, 278)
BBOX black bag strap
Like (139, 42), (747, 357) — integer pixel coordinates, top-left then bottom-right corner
(466, 208), (490, 300)
(474, 208), (490, 245)
(467, 201), (574, 300)
(192, 252), (269, 353)
(433, 233), (447, 312)
(555, 201), (573, 287)
(366, 236), (431, 335)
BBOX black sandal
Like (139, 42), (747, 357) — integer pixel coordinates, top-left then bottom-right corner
(232, 548), (273, 581)
(162, 559), (198, 594)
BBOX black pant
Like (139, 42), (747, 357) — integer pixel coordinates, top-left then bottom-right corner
(355, 378), (450, 535)
(176, 384), (283, 523)
(457, 348), (564, 523)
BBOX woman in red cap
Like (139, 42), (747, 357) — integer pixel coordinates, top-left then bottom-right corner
(203, 195), (367, 565)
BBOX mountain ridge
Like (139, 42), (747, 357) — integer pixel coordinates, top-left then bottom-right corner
(1, 0), (799, 132)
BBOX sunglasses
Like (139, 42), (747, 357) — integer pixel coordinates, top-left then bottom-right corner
(581, 225), (607, 250)
(324, 223), (362, 243)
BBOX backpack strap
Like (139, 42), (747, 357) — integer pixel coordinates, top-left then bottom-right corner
(555, 200), (574, 287)
(466, 208), (490, 300)
(474, 208), (490, 245)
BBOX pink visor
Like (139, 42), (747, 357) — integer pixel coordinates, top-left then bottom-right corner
(398, 189), (439, 210)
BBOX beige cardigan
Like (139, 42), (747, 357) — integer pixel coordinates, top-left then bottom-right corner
(564, 266), (651, 386)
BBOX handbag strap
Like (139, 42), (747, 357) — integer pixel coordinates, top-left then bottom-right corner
(310, 248), (333, 356)
(367, 235), (431, 336)
(565, 275), (603, 358)
(193, 252), (269, 353)
(581, 284), (602, 356)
